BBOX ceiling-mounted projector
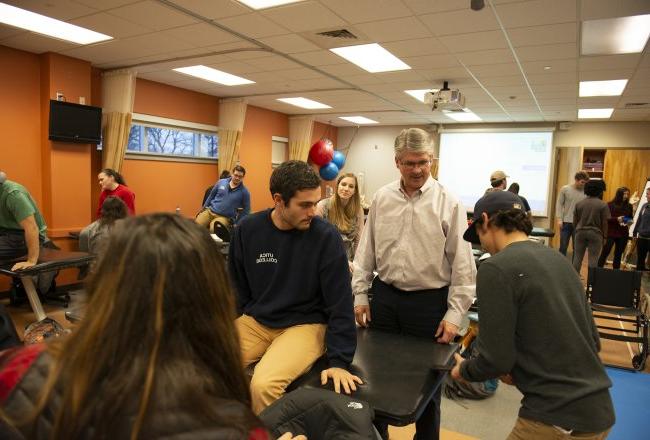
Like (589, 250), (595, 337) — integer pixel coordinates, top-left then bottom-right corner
(424, 81), (465, 111)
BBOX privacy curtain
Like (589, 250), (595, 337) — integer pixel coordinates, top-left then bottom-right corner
(218, 99), (247, 175)
(288, 116), (314, 161)
(101, 69), (137, 171)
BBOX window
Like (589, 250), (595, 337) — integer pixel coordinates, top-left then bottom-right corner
(126, 113), (218, 161)
(271, 136), (288, 168)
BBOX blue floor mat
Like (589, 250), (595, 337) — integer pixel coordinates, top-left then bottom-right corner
(606, 368), (650, 439)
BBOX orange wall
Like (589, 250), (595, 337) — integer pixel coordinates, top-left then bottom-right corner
(122, 159), (218, 217)
(134, 78), (219, 125)
(240, 105), (289, 212)
(0, 46), (42, 204)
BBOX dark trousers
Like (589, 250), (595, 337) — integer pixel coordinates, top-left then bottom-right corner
(559, 222), (575, 256)
(598, 236), (628, 269)
(637, 237), (650, 271)
(370, 278), (448, 440)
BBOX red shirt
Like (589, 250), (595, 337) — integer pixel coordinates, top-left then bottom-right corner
(97, 184), (136, 218)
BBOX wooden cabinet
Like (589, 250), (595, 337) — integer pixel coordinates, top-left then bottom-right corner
(582, 149), (606, 179)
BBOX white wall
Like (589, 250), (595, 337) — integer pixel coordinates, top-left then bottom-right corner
(339, 121), (650, 228)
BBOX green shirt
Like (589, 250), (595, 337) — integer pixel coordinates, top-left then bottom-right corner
(0, 180), (47, 237)
(461, 240), (614, 432)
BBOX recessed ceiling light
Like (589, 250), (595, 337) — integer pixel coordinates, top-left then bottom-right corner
(543, 66), (552, 70)
(276, 97), (331, 109)
(173, 65), (254, 86)
(404, 89), (437, 103)
(443, 110), (482, 122)
(578, 108), (614, 119)
(330, 43), (411, 73)
(579, 79), (628, 97)
(582, 14), (650, 55)
(236, 0), (305, 9)
(0, 2), (113, 45)
(339, 116), (379, 124)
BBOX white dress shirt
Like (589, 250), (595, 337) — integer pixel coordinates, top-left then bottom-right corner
(352, 177), (476, 327)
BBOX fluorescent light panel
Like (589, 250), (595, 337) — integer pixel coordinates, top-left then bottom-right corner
(0, 2), (112, 45)
(339, 116), (379, 125)
(236, 0), (305, 9)
(582, 14), (650, 55)
(443, 110), (482, 122)
(276, 97), (331, 109)
(173, 65), (254, 86)
(405, 89), (437, 103)
(578, 108), (614, 119)
(579, 80), (628, 97)
(330, 43), (411, 73)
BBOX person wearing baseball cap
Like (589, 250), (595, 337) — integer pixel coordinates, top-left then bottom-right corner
(452, 190), (615, 439)
(485, 170), (509, 194)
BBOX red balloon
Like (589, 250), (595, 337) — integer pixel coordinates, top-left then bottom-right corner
(309, 138), (334, 166)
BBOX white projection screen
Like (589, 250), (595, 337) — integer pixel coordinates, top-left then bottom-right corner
(438, 129), (554, 216)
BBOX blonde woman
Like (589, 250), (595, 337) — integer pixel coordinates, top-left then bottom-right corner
(316, 173), (364, 271)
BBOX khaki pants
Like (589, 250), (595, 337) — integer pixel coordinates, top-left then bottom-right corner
(508, 417), (610, 440)
(195, 208), (230, 232)
(236, 314), (326, 414)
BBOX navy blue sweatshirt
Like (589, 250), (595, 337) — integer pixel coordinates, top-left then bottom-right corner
(229, 209), (356, 368)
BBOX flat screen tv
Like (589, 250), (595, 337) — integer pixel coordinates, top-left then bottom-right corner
(48, 100), (102, 144)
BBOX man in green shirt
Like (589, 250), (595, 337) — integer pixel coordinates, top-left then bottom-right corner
(0, 171), (48, 271)
(452, 190), (614, 440)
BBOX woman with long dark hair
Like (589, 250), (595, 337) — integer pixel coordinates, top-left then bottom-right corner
(0, 214), (269, 439)
(97, 168), (136, 218)
(598, 186), (634, 269)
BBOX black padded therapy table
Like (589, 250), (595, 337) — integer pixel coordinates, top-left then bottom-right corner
(0, 248), (93, 322)
(289, 327), (458, 426)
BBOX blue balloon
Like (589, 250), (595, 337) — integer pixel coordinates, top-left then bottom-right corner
(332, 150), (346, 169)
(319, 162), (339, 181)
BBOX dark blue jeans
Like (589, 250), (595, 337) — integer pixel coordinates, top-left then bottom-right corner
(559, 222), (575, 256)
(370, 278), (448, 440)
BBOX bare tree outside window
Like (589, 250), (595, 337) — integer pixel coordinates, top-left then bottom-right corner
(126, 122), (218, 159)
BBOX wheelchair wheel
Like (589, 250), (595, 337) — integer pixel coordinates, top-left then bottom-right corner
(632, 354), (645, 370)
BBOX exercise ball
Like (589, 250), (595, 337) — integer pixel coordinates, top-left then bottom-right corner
(332, 151), (345, 169)
(309, 139), (334, 166)
(319, 162), (339, 181)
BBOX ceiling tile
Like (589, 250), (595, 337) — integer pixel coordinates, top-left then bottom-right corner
(1, 32), (77, 54)
(522, 59), (577, 74)
(469, 63), (521, 78)
(5, 0), (96, 20)
(322, 0), (412, 24)
(578, 54), (642, 71)
(270, 67), (325, 80)
(244, 55), (304, 71)
(382, 38), (449, 57)
(0, 26), (25, 40)
(402, 54), (460, 69)
(479, 75), (526, 86)
(161, 23), (241, 48)
(581, 0), (650, 21)
(72, 0), (137, 10)
(375, 70), (427, 83)
(507, 23), (576, 47)
(69, 12), (150, 39)
(438, 30), (508, 52)
(218, 13), (289, 38)
(262, 1), (347, 33)
(417, 68), (474, 84)
(355, 16), (431, 42)
(290, 50), (347, 66)
(578, 69), (635, 81)
(456, 49), (515, 66)
(577, 97), (620, 107)
(108, 0), (197, 31)
(162, 0), (250, 19)
(515, 43), (577, 61)
(319, 63), (367, 77)
(202, 60), (264, 75)
(402, 0), (468, 15)
(258, 34), (320, 53)
(495, 0), (577, 28)
(419, 8), (499, 37)
(528, 71), (578, 85)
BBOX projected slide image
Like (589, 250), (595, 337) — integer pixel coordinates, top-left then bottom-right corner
(438, 131), (554, 216)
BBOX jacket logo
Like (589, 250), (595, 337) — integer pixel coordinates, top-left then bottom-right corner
(256, 252), (277, 264)
(347, 402), (363, 409)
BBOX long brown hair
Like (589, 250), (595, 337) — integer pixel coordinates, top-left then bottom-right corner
(328, 173), (361, 233)
(12, 214), (252, 439)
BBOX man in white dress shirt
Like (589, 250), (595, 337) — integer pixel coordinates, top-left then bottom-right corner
(352, 128), (476, 440)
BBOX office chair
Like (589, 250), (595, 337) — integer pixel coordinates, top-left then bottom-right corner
(586, 267), (648, 370)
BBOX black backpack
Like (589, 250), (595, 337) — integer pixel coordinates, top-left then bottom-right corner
(443, 338), (498, 400)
